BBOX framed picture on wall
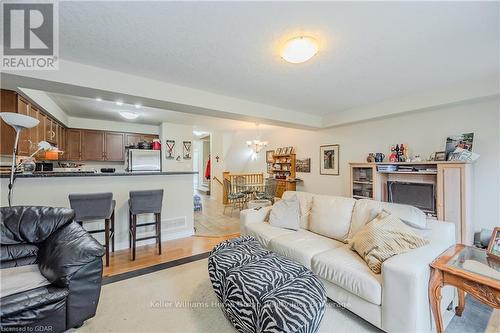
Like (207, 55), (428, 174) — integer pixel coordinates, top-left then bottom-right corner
(320, 144), (339, 175)
(296, 158), (311, 173)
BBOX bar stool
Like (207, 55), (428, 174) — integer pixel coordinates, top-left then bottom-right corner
(128, 189), (163, 260)
(68, 192), (115, 267)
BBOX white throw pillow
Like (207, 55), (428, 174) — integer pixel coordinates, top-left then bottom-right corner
(269, 196), (300, 230)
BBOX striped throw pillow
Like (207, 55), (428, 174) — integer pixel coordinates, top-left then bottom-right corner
(348, 210), (429, 274)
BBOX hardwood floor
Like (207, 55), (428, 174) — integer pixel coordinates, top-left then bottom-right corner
(194, 192), (240, 237)
(103, 233), (238, 277)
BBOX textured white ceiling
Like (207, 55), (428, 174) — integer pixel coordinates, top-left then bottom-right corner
(57, 1), (498, 116)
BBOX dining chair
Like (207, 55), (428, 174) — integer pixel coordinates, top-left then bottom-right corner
(223, 178), (245, 215)
(255, 178), (278, 204)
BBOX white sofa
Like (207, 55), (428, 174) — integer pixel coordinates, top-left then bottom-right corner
(240, 191), (457, 333)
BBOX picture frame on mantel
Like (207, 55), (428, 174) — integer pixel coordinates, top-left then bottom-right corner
(320, 144), (339, 175)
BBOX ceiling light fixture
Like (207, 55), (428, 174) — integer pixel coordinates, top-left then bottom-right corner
(246, 140), (268, 154)
(281, 36), (318, 64)
(116, 101), (123, 106)
(119, 111), (139, 120)
(135, 104), (141, 109)
(96, 97), (102, 102)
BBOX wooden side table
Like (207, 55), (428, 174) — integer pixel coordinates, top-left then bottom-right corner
(429, 244), (500, 333)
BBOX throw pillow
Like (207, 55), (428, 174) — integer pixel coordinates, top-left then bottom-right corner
(348, 210), (429, 274)
(269, 196), (300, 230)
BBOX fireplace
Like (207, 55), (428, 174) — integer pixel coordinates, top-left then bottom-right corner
(387, 181), (436, 215)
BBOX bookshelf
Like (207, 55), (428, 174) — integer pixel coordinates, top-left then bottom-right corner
(267, 153), (298, 198)
(267, 153), (296, 179)
(350, 163), (377, 199)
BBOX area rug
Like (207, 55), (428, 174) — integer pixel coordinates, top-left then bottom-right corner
(76, 258), (495, 333)
(76, 259), (381, 333)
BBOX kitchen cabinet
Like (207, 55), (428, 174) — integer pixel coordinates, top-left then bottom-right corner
(105, 132), (124, 161)
(0, 91), (17, 155)
(66, 129), (82, 161)
(0, 89), (66, 159)
(82, 130), (105, 161)
(17, 96), (31, 156)
(29, 105), (40, 154)
(45, 117), (57, 145)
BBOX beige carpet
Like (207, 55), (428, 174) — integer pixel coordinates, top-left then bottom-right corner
(76, 259), (380, 333)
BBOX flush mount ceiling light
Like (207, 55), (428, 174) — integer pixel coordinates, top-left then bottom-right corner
(119, 111), (139, 120)
(281, 36), (318, 64)
(96, 97), (102, 102)
(115, 101), (123, 106)
(134, 103), (141, 109)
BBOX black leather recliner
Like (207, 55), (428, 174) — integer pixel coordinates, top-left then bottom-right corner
(0, 206), (105, 332)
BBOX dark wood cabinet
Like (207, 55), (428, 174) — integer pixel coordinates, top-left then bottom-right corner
(1, 89), (160, 163)
(105, 132), (124, 161)
(17, 97), (31, 156)
(0, 90), (17, 155)
(29, 105), (40, 155)
(66, 129), (82, 161)
(82, 130), (105, 161)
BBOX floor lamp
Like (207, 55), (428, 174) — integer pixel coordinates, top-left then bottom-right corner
(1, 112), (39, 207)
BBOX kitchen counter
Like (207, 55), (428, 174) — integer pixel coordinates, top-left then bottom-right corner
(0, 171), (198, 178)
(1, 170), (196, 249)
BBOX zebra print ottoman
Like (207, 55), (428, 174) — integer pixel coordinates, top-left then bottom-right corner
(208, 236), (326, 333)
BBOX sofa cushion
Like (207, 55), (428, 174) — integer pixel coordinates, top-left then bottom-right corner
(245, 222), (295, 247)
(0, 285), (68, 318)
(269, 229), (343, 268)
(309, 195), (356, 241)
(269, 196), (300, 230)
(348, 210), (429, 274)
(312, 245), (383, 305)
(349, 199), (427, 238)
(282, 191), (315, 229)
(0, 264), (51, 298)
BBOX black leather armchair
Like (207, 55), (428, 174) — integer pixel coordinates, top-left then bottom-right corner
(0, 206), (105, 332)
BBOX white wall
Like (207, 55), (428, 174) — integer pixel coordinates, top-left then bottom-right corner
(224, 97), (500, 232)
(160, 122), (194, 172)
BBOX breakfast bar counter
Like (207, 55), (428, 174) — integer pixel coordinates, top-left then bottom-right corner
(0, 171), (197, 250)
(0, 171), (197, 178)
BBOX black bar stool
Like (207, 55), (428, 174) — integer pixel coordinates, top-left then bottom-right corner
(68, 192), (115, 267)
(128, 189), (163, 260)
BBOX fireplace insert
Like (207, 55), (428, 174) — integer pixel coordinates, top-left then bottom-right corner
(387, 181), (436, 215)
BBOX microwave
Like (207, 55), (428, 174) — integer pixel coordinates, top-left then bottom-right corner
(127, 149), (161, 171)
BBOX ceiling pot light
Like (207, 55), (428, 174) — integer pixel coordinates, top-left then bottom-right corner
(116, 101), (123, 106)
(119, 111), (138, 120)
(96, 97), (102, 102)
(281, 36), (318, 64)
(135, 103), (141, 109)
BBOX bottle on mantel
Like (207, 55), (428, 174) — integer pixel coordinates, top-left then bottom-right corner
(399, 144), (405, 162)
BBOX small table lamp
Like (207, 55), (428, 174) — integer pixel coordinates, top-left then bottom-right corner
(1, 112), (39, 206)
